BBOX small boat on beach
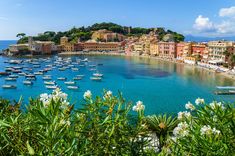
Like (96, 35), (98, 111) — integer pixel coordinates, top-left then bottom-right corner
(2, 84), (17, 89)
(67, 86), (79, 90)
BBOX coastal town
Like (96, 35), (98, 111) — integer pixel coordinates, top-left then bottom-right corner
(4, 28), (235, 77)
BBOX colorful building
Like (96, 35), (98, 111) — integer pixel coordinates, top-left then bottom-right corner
(208, 41), (234, 63)
(158, 42), (176, 59)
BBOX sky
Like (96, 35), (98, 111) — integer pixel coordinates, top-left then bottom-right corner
(1, 0), (235, 40)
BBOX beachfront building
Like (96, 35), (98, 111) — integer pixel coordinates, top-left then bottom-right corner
(91, 29), (125, 42)
(133, 42), (145, 55)
(8, 44), (29, 55)
(177, 42), (192, 58)
(83, 40), (119, 52)
(28, 37), (57, 55)
(191, 43), (207, 59)
(150, 41), (158, 56)
(208, 41), (234, 64)
(60, 36), (74, 52)
(158, 42), (176, 59)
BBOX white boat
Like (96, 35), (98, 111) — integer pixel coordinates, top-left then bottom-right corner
(81, 58), (88, 62)
(90, 77), (102, 81)
(76, 74), (85, 77)
(73, 77), (82, 80)
(9, 75), (19, 78)
(67, 86), (79, 90)
(57, 77), (67, 81)
(58, 67), (66, 71)
(64, 81), (76, 85)
(90, 68), (96, 71)
(33, 65), (41, 68)
(44, 81), (56, 85)
(23, 81), (33, 85)
(5, 77), (17, 81)
(71, 68), (79, 71)
(34, 72), (44, 75)
(18, 72), (26, 76)
(45, 85), (57, 89)
(42, 76), (52, 80)
(26, 77), (36, 81)
(2, 85), (17, 89)
(93, 73), (103, 77)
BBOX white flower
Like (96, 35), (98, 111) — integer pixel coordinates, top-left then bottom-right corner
(210, 101), (225, 110)
(173, 122), (189, 137)
(212, 128), (220, 135)
(83, 90), (92, 99)
(132, 100), (145, 112)
(103, 90), (112, 99)
(177, 111), (191, 120)
(200, 125), (220, 136)
(195, 98), (205, 105)
(185, 102), (195, 111)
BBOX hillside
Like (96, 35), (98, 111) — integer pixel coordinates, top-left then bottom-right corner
(17, 22), (185, 44)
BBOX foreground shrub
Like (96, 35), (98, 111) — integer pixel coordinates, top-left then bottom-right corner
(166, 99), (235, 155)
(0, 89), (152, 155)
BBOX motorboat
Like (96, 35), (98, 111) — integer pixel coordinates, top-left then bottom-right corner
(42, 76), (52, 80)
(5, 77), (17, 81)
(90, 77), (102, 81)
(73, 77), (82, 80)
(93, 73), (103, 77)
(71, 68), (79, 71)
(2, 84), (17, 89)
(9, 75), (19, 78)
(67, 86), (79, 90)
(45, 85), (57, 89)
(44, 81), (56, 85)
(57, 77), (67, 81)
(64, 81), (76, 85)
(23, 81), (33, 85)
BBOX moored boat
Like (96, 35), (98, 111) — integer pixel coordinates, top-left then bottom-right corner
(90, 77), (102, 81)
(64, 81), (76, 85)
(44, 81), (56, 85)
(5, 77), (17, 81)
(67, 86), (79, 90)
(57, 77), (67, 81)
(2, 84), (17, 89)
(23, 81), (33, 85)
(45, 85), (57, 89)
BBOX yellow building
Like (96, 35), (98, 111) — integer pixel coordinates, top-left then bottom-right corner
(60, 36), (68, 46)
(60, 36), (75, 52)
(150, 41), (159, 56)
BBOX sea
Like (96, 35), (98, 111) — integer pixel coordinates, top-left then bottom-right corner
(0, 40), (235, 115)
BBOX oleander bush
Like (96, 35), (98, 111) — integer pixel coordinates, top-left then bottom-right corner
(0, 89), (234, 155)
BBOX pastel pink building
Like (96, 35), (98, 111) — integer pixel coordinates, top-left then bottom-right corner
(158, 42), (176, 59)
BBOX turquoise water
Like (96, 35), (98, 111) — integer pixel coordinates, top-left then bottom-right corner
(0, 41), (235, 115)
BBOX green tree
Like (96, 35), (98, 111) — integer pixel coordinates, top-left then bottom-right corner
(16, 33), (26, 39)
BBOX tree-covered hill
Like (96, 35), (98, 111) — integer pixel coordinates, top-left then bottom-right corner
(17, 22), (184, 44)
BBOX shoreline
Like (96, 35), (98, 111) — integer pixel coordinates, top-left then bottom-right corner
(58, 51), (235, 80)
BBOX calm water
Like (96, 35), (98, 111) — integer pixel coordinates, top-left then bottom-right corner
(0, 41), (235, 115)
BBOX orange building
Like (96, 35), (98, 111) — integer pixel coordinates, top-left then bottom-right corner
(191, 43), (206, 57)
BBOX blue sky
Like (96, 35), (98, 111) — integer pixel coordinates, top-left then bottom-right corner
(0, 0), (235, 39)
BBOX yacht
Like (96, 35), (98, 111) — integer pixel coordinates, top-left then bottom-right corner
(64, 81), (76, 85)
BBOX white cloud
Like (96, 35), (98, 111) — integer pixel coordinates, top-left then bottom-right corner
(193, 15), (215, 32)
(219, 6), (235, 17)
(192, 6), (235, 36)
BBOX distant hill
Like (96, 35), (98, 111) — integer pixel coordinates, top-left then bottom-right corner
(185, 35), (235, 42)
(16, 22), (185, 44)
